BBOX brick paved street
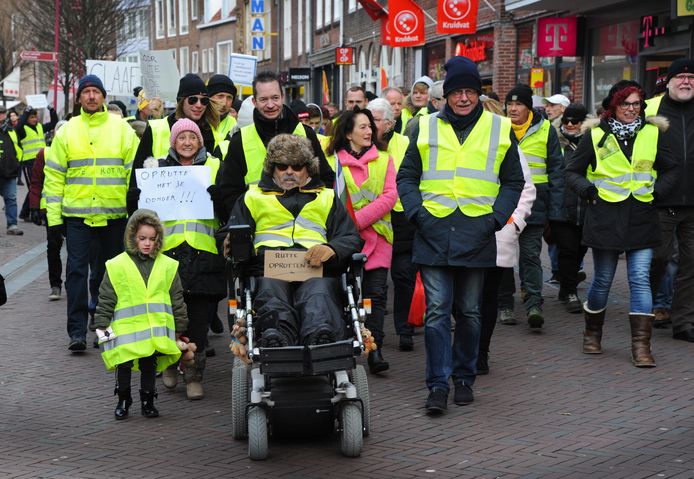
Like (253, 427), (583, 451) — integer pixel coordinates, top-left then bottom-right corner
(1, 203), (693, 478)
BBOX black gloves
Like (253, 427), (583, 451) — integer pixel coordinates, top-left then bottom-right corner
(207, 184), (222, 202)
(126, 188), (141, 216)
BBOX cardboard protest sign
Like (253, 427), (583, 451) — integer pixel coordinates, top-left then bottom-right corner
(26, 94), (48, 109)
(139, 50), (180, 102)
(135, 166), (213, 221)
(86, 60), (141, 97)
(263, 250), (323, 282)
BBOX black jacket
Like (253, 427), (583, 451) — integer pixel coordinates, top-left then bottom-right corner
(564, 117), (677, 251)
(227, 172), (363, 278)
(219, 105), (335, 221)
(0, 127), (19, 178)
(651, 93), (694, 207)
(549, 128), (586, 225)
(397, 105), (525, 267)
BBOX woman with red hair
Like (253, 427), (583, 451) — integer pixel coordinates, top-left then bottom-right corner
(564, 80), (676, 368)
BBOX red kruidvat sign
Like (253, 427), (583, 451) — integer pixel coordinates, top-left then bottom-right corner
(537, 17), (577, 57)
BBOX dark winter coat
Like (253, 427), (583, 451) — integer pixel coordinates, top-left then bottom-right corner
(0, 128), (19, 178)
(396, 104), (525, 267)
(549, 128), (586, 225)
(227, 171), (363, 278)
(564, 116), (677, 251)
(219, 105), (335, 221)
(28, 148), (45, 209)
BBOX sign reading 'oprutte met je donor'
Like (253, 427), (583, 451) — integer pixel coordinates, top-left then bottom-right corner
(263, 250), (323, 282)
(135, 166), (213, 221)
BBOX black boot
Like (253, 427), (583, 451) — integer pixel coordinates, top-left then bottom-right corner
(114, 388), (132, 420)
(140, 389), (159, 418)
(367, 349), (389, 374)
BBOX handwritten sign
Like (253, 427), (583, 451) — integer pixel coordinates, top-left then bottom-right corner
(135, 166), (213, 221)
(26, 94), (48, 109)
(263, 250), (322, 282)
(139, 50), (180, 102)
(228, 53), (258, 86)
(86, 59), (141, 97)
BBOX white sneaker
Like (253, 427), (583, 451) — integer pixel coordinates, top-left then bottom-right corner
(6, 225), (23, 236)
(48, 287), (61, 301)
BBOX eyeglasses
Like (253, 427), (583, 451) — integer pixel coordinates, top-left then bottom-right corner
(186, 95), (210, 106)
(561, 118), (582, 125)
(618, 101), (641, 110)
(448, 89), (479, 99)
(274, 163), (306, 172)
(673, 74), (694, 83)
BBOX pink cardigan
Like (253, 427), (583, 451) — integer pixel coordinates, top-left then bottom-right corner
(337, 145), (397, 270)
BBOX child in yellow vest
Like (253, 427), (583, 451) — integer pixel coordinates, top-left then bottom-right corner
(94, 209), (188, 420)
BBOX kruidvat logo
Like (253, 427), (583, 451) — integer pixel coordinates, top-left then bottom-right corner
(394, 10), (419, 36)
(443, 0), (471, 21)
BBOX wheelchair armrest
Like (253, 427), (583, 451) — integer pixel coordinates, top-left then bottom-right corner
(220, 224), (254, 264)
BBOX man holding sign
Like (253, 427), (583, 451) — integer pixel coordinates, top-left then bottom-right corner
(225, 134), (361, 347)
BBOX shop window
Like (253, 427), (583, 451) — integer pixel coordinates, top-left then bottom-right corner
(425, 41), (446, 81)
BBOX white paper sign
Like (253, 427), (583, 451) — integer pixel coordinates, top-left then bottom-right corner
(26, 94), (48, 109)
(228, 53), (258, 86)
(136, 166), (214, 221)
(139, 50), (180, 102)
(86, 59), (141, 97)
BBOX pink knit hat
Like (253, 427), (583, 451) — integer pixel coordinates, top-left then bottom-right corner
(170, 118), (203, 148)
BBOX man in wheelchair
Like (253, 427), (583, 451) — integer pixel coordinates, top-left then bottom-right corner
(224, 134), (362, 347)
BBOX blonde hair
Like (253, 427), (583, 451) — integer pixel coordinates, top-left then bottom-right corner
(482, 98), (505, 116)
(175, 98), (220, 129)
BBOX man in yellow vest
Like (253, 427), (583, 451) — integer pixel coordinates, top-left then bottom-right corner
(44, 74), (139, 352)
(397, 57), (524, 413)
(220, 71), (334, 219)
(207, 74), (238, 157)
(225, 134), (361, 346)
(497, 84), (563, 329)
(381, 87), (408, 136)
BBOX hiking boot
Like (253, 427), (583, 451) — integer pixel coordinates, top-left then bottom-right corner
(6, 225), (23, 235)
(453, 384), (474, 405)
(398, 334), (414, 351)
(498, 308), (516, 325)
(425, 388), (448, 413)
(48, 287), (61, 301)
(162, 366), (178, 389)
(527, 307), (544, 329)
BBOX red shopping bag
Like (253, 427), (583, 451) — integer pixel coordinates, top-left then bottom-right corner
(407, 272), (426, 327)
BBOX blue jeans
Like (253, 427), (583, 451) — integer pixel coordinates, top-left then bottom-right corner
(0, 177), (18, 226)
(654, 258), (677, 310)
(65, 217), (126, 341)
(420, 265), (485, 391)
(587, 248), (653, 314)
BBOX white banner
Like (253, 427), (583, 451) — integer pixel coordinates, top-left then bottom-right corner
(228, 53), (258, 86)
(135, 166), (214, 221)
(86, 59), (141, 97)
(25, 94), (48, 109)
(1, 67), (21, 97)
(139, 50), (180, 103)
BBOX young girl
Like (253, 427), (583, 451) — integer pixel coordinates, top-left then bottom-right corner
(95, 209), (188, 419)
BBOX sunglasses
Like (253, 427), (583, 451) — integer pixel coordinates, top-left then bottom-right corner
(561, 118), (582, 125)
(274, 163), (306, 172)
(186, 95), (210, 106)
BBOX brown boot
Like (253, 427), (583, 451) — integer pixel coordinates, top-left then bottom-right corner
(183, 352), (206, 400)
(582, 302), (605, 354)
(629, 314), (656, 367)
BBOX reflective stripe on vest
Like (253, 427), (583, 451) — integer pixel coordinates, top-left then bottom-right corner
(519, 120), (550, 184)
(244, 185), (334, 250)
(417, 111), (511, 218)
(149, 118), (171, 158)
(213, 115), (236, 145)
(340, 150), (393, 244)
(241, 123), (306, 185)
(8, 130), (23, 162)
(100, 252), (181, 372)
(161, 156), (221, 254)
(587, 125), (659, 203)
(21, 124), (45, 160)
(388, 132), (410, 212)
(644, 96), (663, 117)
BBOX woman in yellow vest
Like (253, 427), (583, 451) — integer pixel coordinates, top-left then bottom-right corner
(326, 108), (397, 374)
(565, 80), (676, 368)
(130, 118), (226, 400)
(94, 209), (188, 420)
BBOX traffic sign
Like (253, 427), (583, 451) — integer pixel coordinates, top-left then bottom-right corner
(19, 51), (57, 62)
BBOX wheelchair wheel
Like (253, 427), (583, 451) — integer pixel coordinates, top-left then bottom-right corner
(248, 406), (269, 460)
(231, 358), (249, 440)
(339, 403), (363, 458)
(350, 365), (370, 437)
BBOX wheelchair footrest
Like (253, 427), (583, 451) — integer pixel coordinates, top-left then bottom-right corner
(259, 340), (356, 375)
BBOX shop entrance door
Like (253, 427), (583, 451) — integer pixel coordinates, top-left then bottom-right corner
(642, 51), (688, 97)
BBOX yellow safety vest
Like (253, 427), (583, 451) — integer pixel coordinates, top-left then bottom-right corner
(100, 252), (181, 372)
(40, 146), (51, 209)
(317, 132), (331, 155)
(213, 114), (236, 143)
(43, 108), (137, 227)
(244, 185), (334, 251)
(399, 109), (413, 135)
(149, 118), (172, 158)
(21, 124), (45, 161)
(161, 156), (221, 255)
(644, 95), (663, 117)
(331, 149), (394, 243)
(587, 125), (659, 203)
(417, 111), (512, 218)
(388, 132), (410, 213)
(8, 129), (23, 162)
(519, 120), (551, 184)
(240, 123), (306, 185)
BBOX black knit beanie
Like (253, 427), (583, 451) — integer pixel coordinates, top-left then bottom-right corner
(666, 57), (694, 83)
(443, 56), (482, 96)
(207, 74), (237, 97)
(505, 84), (534, 111)
(177, 74), (208, 99)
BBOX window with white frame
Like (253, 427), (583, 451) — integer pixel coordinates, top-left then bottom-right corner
(179, 0), (189, 34)
(138, 9), (148, 37)
(191, 51), (199, 73)
(180, 47), (189, 74)
(297, 0), (303, 55)
(283, 0), (291, 60)
(207, 48), (215, 73)
(155, 0), (165, 38)
(217, 41), (232, 76)
(191, 0), (198, 19)
(202, 49), (208, 73)
(325, 0), (331, 26)
(316, 0), (323, 29)
(348, 0), (356, 12)
(334, 0), (341, 23)
(167, 0), (176, 37)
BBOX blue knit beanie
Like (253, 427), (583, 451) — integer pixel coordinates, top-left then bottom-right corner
(443, 56), (482, 97)
(77, 74), (106, 98)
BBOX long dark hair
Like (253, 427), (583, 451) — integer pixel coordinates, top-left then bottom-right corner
(326, 107), (387, 155)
